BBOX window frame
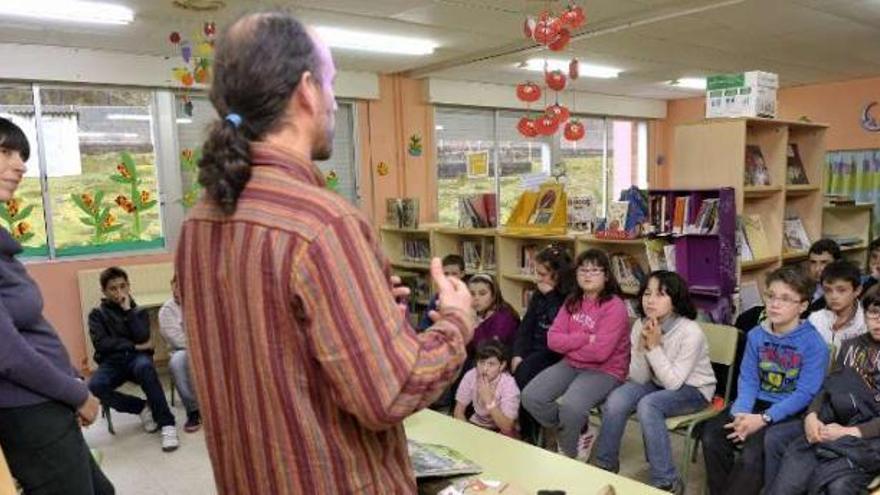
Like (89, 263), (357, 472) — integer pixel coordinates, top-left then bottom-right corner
(434, 105), (650, 224)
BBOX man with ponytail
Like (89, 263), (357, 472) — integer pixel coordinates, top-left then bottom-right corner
(175, 12), (475, 495)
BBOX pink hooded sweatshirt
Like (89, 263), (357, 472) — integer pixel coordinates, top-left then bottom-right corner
(547, 295), (631, 382)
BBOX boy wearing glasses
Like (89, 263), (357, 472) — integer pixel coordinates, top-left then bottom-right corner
(808, 260), (866, 353)
(702, 266), (828, 495)
(766, 290), (880, 495)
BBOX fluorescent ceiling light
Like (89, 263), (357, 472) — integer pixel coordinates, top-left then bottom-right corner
(0, 0), (134, 25)
(79, 132), (138, 138)
(176, 118), (192, 124)
(435, 125), (444, 131)
(668, 77), (707, 90)
(106, 114), (150, 121)
(314, 26), (437, 56)
(522, 58), (621, 79)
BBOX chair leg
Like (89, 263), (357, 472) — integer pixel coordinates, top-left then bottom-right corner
(102, 404), (115, 435)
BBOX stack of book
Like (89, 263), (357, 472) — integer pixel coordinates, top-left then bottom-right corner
(458, 194), (498, 229)
(386, 198), (419, 229)
(402, 238), (431, 263)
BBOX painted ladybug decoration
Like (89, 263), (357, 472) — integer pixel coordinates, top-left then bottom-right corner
(536, 114), (560, 136)
(564, 120), (586, 141)
(546, 104), (571, 124)
(545, 70), (567, 91)
(548, 28), (571, 52)
(516, 82), (542, 103)
(517, 117), (539, 138)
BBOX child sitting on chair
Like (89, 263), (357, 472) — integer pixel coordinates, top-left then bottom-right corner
(454, 341), (520, 437)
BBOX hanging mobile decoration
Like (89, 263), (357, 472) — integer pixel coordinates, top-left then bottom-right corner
(169, 21), (217, 117)
(514, 2), (588, 139)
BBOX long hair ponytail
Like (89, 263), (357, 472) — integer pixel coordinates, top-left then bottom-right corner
(198, 12), (320, 215)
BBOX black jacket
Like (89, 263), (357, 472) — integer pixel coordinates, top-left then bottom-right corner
(513, 289), (565, 359)
(88, 298), (151, 363)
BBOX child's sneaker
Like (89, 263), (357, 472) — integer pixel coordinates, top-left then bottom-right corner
(161, 426), (179, 452)
(184, 411), (202, 433)
(575, 430), (595, 462)
(139, 406), (158, 433)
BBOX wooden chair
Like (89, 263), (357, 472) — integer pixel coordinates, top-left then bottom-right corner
(0, 443), (17, 495)
(589, 322), (740, 488)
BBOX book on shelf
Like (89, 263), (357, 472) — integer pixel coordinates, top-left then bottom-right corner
(672, 196), (689, 235)
(528, 187), (563, 225)
(461, 240), (483, 271)
(740, 281), (763, 312)
(644, 239), (669, 271)
(687, 198), (720, 234)
(386, 198), (419, 229)
(458, 193), (498, 229)
(664, 244), (677, 272)
(607, 201), (629, 232)
(402, 238), (431, 263)
(737, 219), (754, 262)
(567, 195), (596, 232)
(745, 144), (771, 186)
(742, 214), (772, 259)
(408, 440), (482, 479)
(483, 240), (496, 271)
(786, 143), (809, 185)
(783, 216), (811, 252)
(823, 194), (856, 206)
(520, 244), (538, 275)
(610, 252), (645, 296)
(648, 194), (667, 234)
(399, 273), (430, 306)
(825, 235), (863, 247)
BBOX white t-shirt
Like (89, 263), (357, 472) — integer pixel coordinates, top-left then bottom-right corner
(808, 303), (867, 354)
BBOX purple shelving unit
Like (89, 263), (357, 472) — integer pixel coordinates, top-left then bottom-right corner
(648, 188), (736, 324)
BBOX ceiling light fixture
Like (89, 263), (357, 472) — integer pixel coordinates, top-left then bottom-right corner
(106, 114), (150, 121)
(0, 0), (134, 25)
(668, 77), (707, 90)
(521, 58), (621, 78)
(314, 26), (437, 56)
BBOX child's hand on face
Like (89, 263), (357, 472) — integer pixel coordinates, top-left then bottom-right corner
(477, 375), (495, 406)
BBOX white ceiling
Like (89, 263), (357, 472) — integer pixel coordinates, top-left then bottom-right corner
(0, 0), (878, 100)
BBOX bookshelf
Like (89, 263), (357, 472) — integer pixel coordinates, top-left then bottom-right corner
(431, 227), (498, 275)
(496, 232), (577, 315)
(823, 204), (874, 267)
(672, 117), (828, 304)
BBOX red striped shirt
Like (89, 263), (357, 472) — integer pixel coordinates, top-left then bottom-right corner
(176, 142), (473, 494)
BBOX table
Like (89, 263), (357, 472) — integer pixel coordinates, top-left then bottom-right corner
(405, 410), (665, 495)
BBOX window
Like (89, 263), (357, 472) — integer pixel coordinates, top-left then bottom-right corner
(436, 106), (649, 225)
(174, 96), (359, 207)
(435, 108), (497, 226)
(0, 85), (49, 257)
(39, 87), (164, 257)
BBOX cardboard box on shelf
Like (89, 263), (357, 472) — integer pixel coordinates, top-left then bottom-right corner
(706, 71), (778, 118)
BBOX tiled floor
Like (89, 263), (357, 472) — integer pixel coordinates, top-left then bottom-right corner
(84, 399), (709, 495)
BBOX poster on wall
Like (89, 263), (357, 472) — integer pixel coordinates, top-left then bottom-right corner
(467, 150), (489, 178)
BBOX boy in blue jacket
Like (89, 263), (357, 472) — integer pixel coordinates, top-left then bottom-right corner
(702, 266), (828, 495)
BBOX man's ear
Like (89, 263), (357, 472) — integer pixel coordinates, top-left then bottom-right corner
(293, 70), (319, 116)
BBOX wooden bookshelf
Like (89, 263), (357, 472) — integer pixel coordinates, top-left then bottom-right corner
(823, 204), (874, 267)
(672, 118), (829, 311)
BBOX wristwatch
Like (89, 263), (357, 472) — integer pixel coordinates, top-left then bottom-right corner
(761, 412), (773, 425)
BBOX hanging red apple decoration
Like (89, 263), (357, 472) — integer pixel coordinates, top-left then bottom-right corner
(517, 117), (539, 138)
(516, 82), (542, 103)
(545, 70), (567, 91)
(546, 104), (571, 124)
(536, 114), (560, 136)
(533, 13), (560, 45)
(569, 58), (580, 80)
(562, 4), (586, 29)
(548, 28), (571, 52)
(169, 31), (181, 44)
(564, 120), (586, 141)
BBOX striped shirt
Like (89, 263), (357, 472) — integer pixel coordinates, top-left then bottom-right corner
(176, 142), (474, 494)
